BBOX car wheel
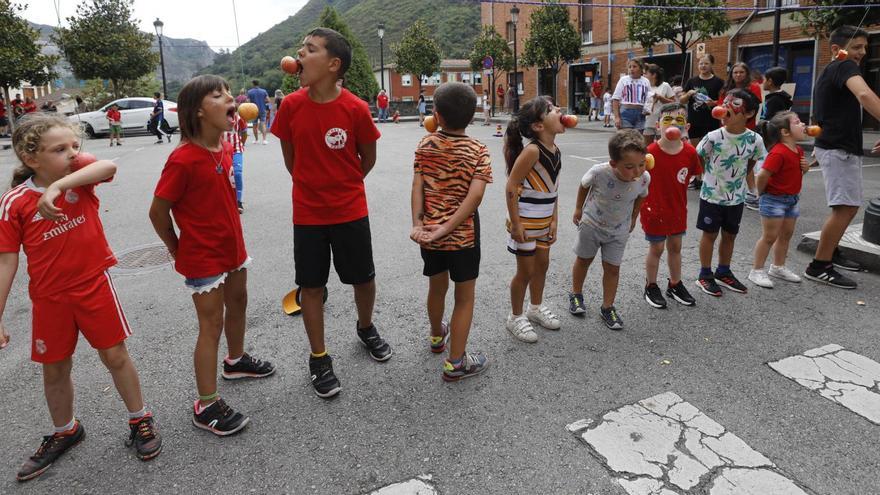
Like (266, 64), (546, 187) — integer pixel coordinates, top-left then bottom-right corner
(81, 123), (95, 138)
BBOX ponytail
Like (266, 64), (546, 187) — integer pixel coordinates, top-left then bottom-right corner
(503, 118), (524, 174)
(757, 110), (795, 150)
(503, 96), (552, 174)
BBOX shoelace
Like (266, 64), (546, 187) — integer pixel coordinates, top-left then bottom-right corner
(135, 418), (155, 441)
(32, 435), (59, 459)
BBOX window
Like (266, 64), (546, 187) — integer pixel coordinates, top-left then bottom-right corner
(474, 72), (482, 85)
(128, 100), (153, 109)
(446, 72), (457, 83)
(401, 74), (412, 87)
(401, 96), (413, 102)
(461, 72), (472, 84)
(421, 72), (442, 86)
(761, 0), (798, 7)
(506, 21), (515, 42)
(579, 0), (593, 44)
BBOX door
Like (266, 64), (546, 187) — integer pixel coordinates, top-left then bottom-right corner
(123, 100), (154, 129)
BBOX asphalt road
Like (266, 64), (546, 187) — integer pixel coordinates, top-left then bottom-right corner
(0, 122), (878, 494)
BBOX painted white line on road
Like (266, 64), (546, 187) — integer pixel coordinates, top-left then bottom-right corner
(366, 475), (436, 495)
(569, 155), (609, 162)
(135, 147), (144, 152)
(568, 392), (810, 494)
(769, 344), (880, 424)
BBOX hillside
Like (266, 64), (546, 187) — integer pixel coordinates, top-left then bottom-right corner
(202, 0), (480, 93)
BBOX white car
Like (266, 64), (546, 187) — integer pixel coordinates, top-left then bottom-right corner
(69, 97), (178, 138)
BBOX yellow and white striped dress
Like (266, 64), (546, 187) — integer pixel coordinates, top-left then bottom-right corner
(507, 140), (561, 255)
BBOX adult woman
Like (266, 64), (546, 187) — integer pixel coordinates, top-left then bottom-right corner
(612, 59), (652, 131)
(497, 84), (505, 113)
(720, 62), (764, 208)
(417, 90), (427, 127)
(643, 64), (675, 145)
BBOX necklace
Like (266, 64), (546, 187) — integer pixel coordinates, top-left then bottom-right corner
(194, 141), (225, 174)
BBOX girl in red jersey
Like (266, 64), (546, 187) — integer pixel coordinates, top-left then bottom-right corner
(0, 114), (161, 482)
(149, 75), (274, 437)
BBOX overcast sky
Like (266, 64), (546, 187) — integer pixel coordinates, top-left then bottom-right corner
(23, 0), (309, 51)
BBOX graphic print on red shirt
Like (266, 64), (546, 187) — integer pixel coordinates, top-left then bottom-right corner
(762, 143), (804, 196)
(271, 88), (381, 225)
(640, 142), (702, 236)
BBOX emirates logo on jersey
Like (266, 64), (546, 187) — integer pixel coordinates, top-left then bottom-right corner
(324, 127), (347, 150)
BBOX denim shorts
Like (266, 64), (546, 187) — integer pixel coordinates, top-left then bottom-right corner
(619, 107), (645, 130)
(645, 231), (685, 243)
(758, 193), (800, 218)
(184, 257), (252, 294)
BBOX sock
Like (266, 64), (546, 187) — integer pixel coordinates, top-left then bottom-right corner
(810, 258), (831, 269)
(699, 267), (713, 278)
(127, 407), (147, 420)
(716, 264), (731, 275)
(225, 355), (242, 366)
(510, 312), (522, 319)
(310, 350), (327, 359)
(54, 418), (76, 435)
(357, 322), (373, 332)
(447, 356), (463, 367)
(528, 303), (541, 312)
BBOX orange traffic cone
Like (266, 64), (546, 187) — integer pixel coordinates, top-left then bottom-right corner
(494, 124), (503, 137)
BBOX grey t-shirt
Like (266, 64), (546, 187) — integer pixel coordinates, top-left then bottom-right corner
(580, 162), (650, 236)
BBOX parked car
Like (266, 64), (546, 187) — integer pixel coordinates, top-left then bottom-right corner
(69, 97), (178, 138)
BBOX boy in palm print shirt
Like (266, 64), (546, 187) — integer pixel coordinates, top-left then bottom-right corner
(694, 89), (766, 297)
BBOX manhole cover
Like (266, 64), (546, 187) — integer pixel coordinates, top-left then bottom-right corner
(110, 242), (173, 275)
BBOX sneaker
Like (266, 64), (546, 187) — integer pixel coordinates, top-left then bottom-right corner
(356, 323), (393, 362)
(695, 275), (722, 297)
(117, 142), (123, 146)
(748, 268), (774, 288)
(804, 264), (857, 289)
(506, 314), (538, 343)
(221, 353), (275, 380)
(832, 249), (861, 271)
(309, 354), (342, 398)
(665, 280), (696, 306)
(644, 283), (667, 309)
(262, 139), (268, 145)
(16, 421), (85, 482)
(525, 304), (561, 330)
(155, 139), (163, 144)
(599, 306), (623, 330)
(568, 292), (587, 315)
(430, 320), (450, 353)
(715, 271), (748, 293)
(768, 264), (802, 283)
(442, 352), (489, 382)
(237, 201), (244, 214)
(192, 398), (249, 436)
(745, 194), (759, 211)
(126, 414), (162, 460)
(688, 178), (702, 190)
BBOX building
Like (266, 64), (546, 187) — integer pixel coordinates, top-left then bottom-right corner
(373, 59), (486, 102)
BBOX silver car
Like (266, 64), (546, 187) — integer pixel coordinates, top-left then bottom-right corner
(69, 97), (178, 137)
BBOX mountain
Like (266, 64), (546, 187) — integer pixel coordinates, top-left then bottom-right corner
(201, 0), (480, 93)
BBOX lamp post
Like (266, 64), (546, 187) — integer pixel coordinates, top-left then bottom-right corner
(511, 5), (520, 113)
(153, 18), (167, 99)
(378, 23), (385, 91)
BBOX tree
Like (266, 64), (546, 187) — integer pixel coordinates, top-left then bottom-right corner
(469, 25), (514, 112)
(393, 20), (442, 94)
(53, 0), (158, 99)
(626, 0), (730, 74)
(521, 3), (581, 103)
(318, 6), (379, 102)
(0, 0), (59, 129)
(793, 1), (880, 39)
(281, 73), (301, 94)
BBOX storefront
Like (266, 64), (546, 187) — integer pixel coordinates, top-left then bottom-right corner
(740, 41), (815, 123)
(568, 62), (601, 114)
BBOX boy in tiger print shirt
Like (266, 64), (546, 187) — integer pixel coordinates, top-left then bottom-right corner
(410, 82), (493, 382)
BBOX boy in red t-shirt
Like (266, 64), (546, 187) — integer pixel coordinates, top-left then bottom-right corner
(106, 103), (123, 146)
(271, 27), (388, 399)
(641, 103), (702, 309)
(0, 98), (8, 136)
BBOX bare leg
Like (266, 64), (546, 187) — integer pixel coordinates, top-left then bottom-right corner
(528, 247), (551, 306)
(699, 231), (718, 270)
(448, 279), (476, 361)
(601, 261), (621, 308)
(772, 217), (798, 267)
(645, 241), (665, 285)
(222, 269), (247, 359)
(97, 342), (145, 413)
(753, 217), (781, 270)
(718, 230), (737, 266)
(427, 273), (448, 337)
(571, 256), (594, 293)
(815, 205), (859, 261)
(192, 287), (225, 401)
(666, 235), (683, 284)
(43, 358), (75, 428)
(300, 286), (326, 354)
(510, 255), (535, 315)
(353, 280), (376, 329)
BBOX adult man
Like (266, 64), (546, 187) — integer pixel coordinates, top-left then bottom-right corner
(247, 80), (270, 145)
(376, 89), (389, 123)
(148, 92), (170, 144)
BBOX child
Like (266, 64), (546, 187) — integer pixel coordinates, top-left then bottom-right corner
(392, 109), (401, 123)
(150, 75), (275, 436)
(0, 115), (161, 481)
(483, 89), (491, 125)
(694, 89), (766, 297)
(612, 60), (651, 131)
(106, 103), (122, 146)
(749, 111), (810, 288)
(149, 92), (170, 144)
(570, 130), (650, 330)
(504, 96), (565, 343)
(224, 108), (248, 213)
(410, 82), (491, 381)
(760, 67), (792, 122)
(603, 88), (613, 127)
(271, 28), (390, 399)
(640, 104), (701, 309)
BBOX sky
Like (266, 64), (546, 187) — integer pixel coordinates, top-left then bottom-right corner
(23, 0), (310, 51)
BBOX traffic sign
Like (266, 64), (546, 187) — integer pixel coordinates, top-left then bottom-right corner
(482, 56), (494, 70)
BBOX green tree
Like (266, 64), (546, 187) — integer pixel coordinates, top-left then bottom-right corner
(53, 0), (158, 99)
(318, 6), (379, 102)
(0, 0), (58, 128)
(469, 25), (513, 112)
(281, 73), (301, 94)
(393, 20), (442, 93)
(521, 3), (581, 103)
(626, 0), (730, 73)
(793, 1), (880, 39)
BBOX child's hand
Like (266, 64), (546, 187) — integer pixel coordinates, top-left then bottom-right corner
(510, 222), (526, 243)
(549, 221), (558, 241)
(572, 210), (581, 226)
(37, 184), (64, 221)
(409, 226), (424, 244)
(0, 322), (9, 349)
(420, 224), (446, 244)
(800, 157), (811, 174)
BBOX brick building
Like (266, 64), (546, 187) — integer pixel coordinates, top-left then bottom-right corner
(482, 1), (880, 127)
(373, 59), (486, 102)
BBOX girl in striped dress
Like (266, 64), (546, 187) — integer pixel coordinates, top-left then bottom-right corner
(504, 96), (567, 343)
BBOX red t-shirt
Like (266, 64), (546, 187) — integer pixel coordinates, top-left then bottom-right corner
(106, 108), (121, 123)
(762, 143), (803, 196)
(640, 142), (702, 236)
(271, 88), (381, 225)
(592, 80), (603, 98)
(0, 162), (116, 297)
(22, 102), (36, 114)
(0, 100), (5, 118)
(154, 142), (248, 278)
(377, 94), (389, 109)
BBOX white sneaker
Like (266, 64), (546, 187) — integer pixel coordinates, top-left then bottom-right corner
(748, 268), (774, 288)
(262, 139), (268, 145)
(525, 305), (561, 330)
(768, 264), (802, 283)
(506, 314), (538, 343)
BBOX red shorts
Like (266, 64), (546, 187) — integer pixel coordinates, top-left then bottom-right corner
(31, 271), (131, 363)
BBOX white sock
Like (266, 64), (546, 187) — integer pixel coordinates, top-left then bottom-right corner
(510, 312), (522, 319)
(128, 407), (147, 420)
(528, 303), (541, 312)
(54, 418), (76, 434)
(225, 355), (242, 365)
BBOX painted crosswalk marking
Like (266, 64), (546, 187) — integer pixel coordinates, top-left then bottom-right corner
(769, 344), (880, 425)
(365, 475), (436, 495)
(567, 392), (811, 494)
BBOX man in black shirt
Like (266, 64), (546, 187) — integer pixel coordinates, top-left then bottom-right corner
(806, 26), (880, 289)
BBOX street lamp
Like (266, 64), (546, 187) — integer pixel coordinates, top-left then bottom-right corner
(153, 18), (167, 99)
(378, 23), (385, 92)
(511, 5), (520, 113)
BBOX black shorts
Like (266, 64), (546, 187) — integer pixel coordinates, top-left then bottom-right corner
(421, 247), (480, 282)
(696, 199), (744, 234)
(293, 216), (375, 287)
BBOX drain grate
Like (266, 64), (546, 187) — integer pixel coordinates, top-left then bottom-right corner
(110, 242), (173, 275)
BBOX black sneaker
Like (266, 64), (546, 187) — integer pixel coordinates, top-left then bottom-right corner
(600, 306), (624, 330)
(237, 201), (244, 214)
(155, 139), (163, 144)
(222, 353), (275, 380)
(715, 271), (748, 293)
(666, 280), (696, 306)
(309, 354), (342, 398)
(688, 178), (702, 190)
(695, 275), (722, 297)
(569, 292), (587, 315)
(644, 283), (667, 309)
(192, 398), (249, 436)
(16, 420), (85, 482)
(804, 264), (857, 289)
(126, 414), (162, 460)
(356, 322), (392, 362)
(832, 249), (861, 271)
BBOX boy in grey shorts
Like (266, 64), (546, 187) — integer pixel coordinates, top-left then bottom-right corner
(569, 129), (650, 330)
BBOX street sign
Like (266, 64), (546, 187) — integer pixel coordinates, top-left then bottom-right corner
(482, 56), (494, 70)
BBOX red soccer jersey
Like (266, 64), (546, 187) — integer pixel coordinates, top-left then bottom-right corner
(640, 142), (702, 236)
(0, 162), (116, 297)
(154, 142), (248, 278)
(106, 108), (121, 123)
(762, 143), (803, 196)
(0, 100), (6, 118)
(271, 88), (381, 225)
(223, 113), (246, 154)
